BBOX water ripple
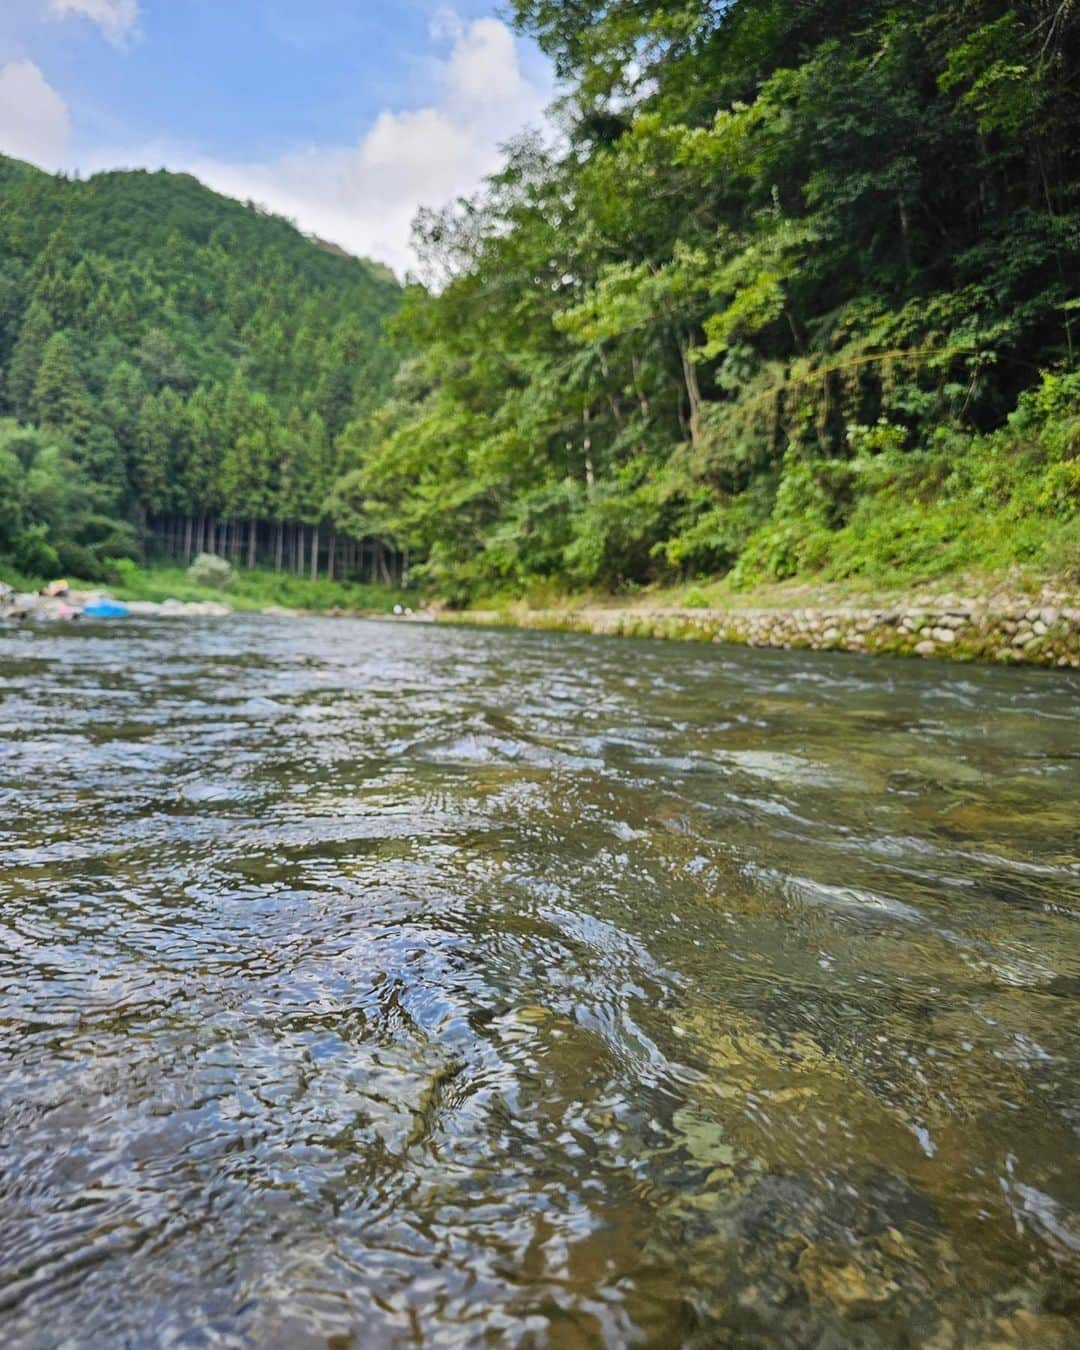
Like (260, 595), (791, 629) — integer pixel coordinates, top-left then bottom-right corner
(1, 616), (1078, 1346)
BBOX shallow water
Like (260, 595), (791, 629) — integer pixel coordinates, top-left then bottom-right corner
(1, 616), (1078, 1348)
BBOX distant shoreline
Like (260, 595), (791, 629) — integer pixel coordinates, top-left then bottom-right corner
(436, 586), (1080, 670)
(5, 573), (1078, 669)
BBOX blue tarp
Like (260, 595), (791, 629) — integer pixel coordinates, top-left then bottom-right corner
(83, 601), (130, 619)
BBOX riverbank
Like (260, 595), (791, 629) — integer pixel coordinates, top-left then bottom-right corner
(440, 577), (1080, 668)
(5, 568), (1078, 669)
(104, 564), (411, 615)
(0, 581), (234, 621)
(0, 566), (411, 622)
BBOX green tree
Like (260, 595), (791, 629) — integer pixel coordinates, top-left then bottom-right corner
(7, 300), (52, 421)
(32, 332), (94, 446)
(133, 393), (173, 525)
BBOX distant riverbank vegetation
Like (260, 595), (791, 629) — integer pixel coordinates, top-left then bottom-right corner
(1, 1), (1078, 606)
(105, 563), (411, 615)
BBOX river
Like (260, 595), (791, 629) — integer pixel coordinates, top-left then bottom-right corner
(1, 616), (1078, 1347)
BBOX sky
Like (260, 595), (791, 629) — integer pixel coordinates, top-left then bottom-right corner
(0, 0), (555, 275)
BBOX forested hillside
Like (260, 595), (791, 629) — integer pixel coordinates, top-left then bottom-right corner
(349, 0), (1079, 600)
(0, 158), (401, 581)
(2, 0), (1077, 601)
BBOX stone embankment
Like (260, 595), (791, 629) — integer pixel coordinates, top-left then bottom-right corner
(448, 588), (1080, 668)
(0, 581), (230, 621)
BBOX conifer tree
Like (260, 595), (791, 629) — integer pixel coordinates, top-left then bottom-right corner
(7, 301), (53, 421)
(133, 393), (172, 528)
(33, 333), (94, 446)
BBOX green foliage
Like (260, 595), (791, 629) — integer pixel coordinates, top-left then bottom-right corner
(105, 563), (410, 614)
(347, 0), (1078, 601)
(0, 418), (133, 581)
(731, 371), (1080, 587)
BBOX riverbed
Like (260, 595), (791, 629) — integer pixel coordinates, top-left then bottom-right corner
(1, 616), (1078, 1346)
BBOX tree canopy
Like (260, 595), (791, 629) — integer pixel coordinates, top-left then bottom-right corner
(356, 0), (1079, 597)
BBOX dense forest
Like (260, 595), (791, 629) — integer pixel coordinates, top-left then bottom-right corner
(0, 158), (401, 582)
(1, 0), (1078, 598)
(355, 0), (1079, 599)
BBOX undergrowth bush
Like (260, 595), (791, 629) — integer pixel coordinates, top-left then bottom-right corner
(187, 553), (236, 590)
(728, 371), (1079, 589)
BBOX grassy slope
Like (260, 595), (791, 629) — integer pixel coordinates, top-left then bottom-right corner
(112, 567), (414, 613)
(470, 557), (1078, 623)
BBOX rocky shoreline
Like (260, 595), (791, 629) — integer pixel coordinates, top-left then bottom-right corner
(444, 587), (1080, 669)
(0, 581), (231, 621)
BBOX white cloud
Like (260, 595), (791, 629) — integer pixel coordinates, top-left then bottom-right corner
(49, 0), (138, 44)
(444, 18), (530, 111)
(0, 59), (70, 169)
(81, 16), (552, 277)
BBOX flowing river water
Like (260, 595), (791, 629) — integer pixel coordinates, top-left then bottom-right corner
(1, 616), (1078, 1348)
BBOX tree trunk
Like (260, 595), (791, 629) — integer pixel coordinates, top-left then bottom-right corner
(897, 195), (912, 273)
(274, 522), (284, 572)
(632, 354), (650, 418)
(183, 515), (194, 563)
(583, 407), (595, 498)
(327, 530), (336, 582)
(679, 336), (704, 449)
(247, 516), (257, 570)
(310, 525), (319, 581)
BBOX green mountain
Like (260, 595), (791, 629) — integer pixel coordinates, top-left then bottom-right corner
(0, 156), (401, 581)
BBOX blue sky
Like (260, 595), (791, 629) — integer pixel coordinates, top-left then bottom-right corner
(0, 1), (555, 273)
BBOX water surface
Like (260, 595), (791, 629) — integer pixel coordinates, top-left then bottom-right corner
(1, 617), (1078, 1347)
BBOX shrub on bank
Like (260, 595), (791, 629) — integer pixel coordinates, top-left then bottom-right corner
(187, 553), (236, 591)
